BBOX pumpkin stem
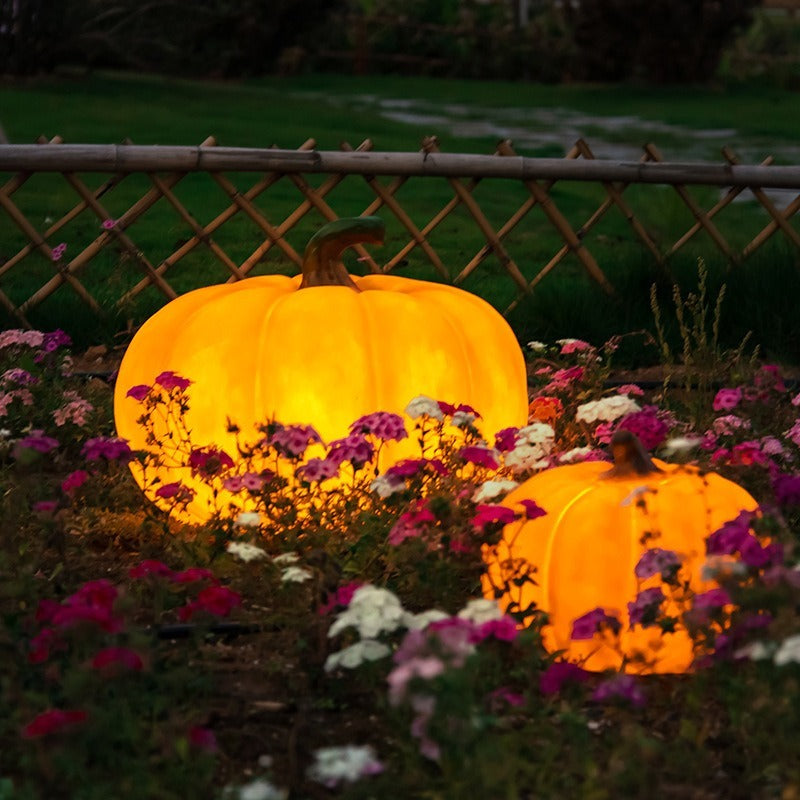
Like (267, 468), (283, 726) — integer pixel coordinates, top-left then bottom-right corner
(299, 216), (385, 291)
(603, 430), (662, 478)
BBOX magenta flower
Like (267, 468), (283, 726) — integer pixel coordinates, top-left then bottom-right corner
(154, 481), (194, 501)
(21, 709), (88, 739)
(591, 674), (646, 707)
(179, 585), (241, 621)
(754, 364), (786, 393)
(33, 500), (59, 514)
(494, 427), (519, 452)
(617, 405), (671, 450)
(388, 499), (436, 546)
(172, 567), (218, 584)
(475, 615), (518, 642)
(327, 433), (374, 468)
(488, 686), (526, 709)
(28, 628), (60, 664)
(91, 647), (145, 673)
(773, 472), (800, 506)
(189, 446), (234, 477)
(129, 559), (175, 580)
(61, 469), (89, 495)
(101, 218), (117, 230)
(154, 371), (192, 391)
(438, 400), (481, 418)
(739, 536), (783, 569)
(41, 329), (71, 352)
(516, 498), (546, 520)
(539, 661), (591, 695)
(570, 607), (621, 640)
(692, 588), (731, 609)
(188, 726), (219, 753)
(125, 384), (151, 401)
(458, 446), (500, 469)
(627, 587), (665, 628)
(13, 431), (59, 458)
(471, 504), (517, 531)
(634, 547), (681, 580)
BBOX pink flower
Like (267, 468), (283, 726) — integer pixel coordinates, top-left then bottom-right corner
(296, 457), (339, 483)
(81, 437), (132, 462)
(327, 433), (374, 469)
(154, 481), (191, 500)
(101, 218), (117, 230)
(270, 424), (322, 458)
(617, 405), (671, 450)
(61, 469), (89, 495)
(559, 338), (593, 355)
(33, 500), (58, 514)
(539, 661), (591, 695)
(50, 242), (67, 262)
(388, 499), (436, 546)
(488, 686), (526, 709)
(475, 616), (518, 642)
(21, 709), (88, 739)
(154, 371), (192, 391)
(615, 383), (644, 397)
(13, 431), (59, 458)
(570, 607), (621, 640)
(28, 628), (60, 664)
(91, 647), (144, 673)
(713, 387), (743, 411)
(754, 364), (786, 393)
(516, 498), (546, 520)
(494, 427), (519, 452)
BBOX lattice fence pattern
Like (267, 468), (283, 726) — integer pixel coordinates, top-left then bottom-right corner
(1, 135), (800, 329)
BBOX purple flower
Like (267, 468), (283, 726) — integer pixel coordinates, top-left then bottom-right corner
(591, 674), (646, 707)
(270, 424), (322, 459)
(634, 548), (681, 580)
(739, 536), (783, 569)
(296, 457), (339, 483)
(627, 587), (665, 628)
(349, 411), (408, 442)
(570, 608), (621, 640)
(517, 498), (546, 520)
(81, 437), (133, 462)
(13, 431), (59, 459)
(706, 511), (754, 556)
(539, 661), (591, 695)
(327, 433), (374, 469)
(692, 588), (731, 609)
(773, 472), (800, 506)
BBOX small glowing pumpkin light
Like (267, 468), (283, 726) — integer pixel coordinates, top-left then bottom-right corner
(114, 216), (528, 520)
(482, 431), (758, 674)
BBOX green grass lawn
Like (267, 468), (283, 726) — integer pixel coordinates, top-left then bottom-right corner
(1, 71), (800, 363)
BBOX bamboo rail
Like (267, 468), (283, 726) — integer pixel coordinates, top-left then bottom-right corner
(4, 144), (800, 188)
(1, 138), (800, 330)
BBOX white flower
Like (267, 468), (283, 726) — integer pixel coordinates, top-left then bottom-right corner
(235, 511), (262, 528)
(774, 634), (800, 666)
(226, 541), (268, 563)
(281, 566), (313, 584)
(576, 395), (640, 425)
(405, 395), (444, 421)
(504, 444), (549, 474)
(516, 422), (556, 447)
(272, 552), (300, 566)
(527, 340), (548, 352)
(451, 410), (477, 427)
(0, 429), (12, 440)
(457, 598), (504, 625)
(701, 556), (748, 581)
(472, 479), (519, 503)
(404, 609), (450, 630)
(307, 745), (384, 787)
(324, 639), (391, 671)
(237, 778), (287, 800)
(370, 474), (405, 499)
(661, 436), (702, 457)
(328, 585), (407, 639)
(558, 446), (596, 463)
(734, 641), (775, 661)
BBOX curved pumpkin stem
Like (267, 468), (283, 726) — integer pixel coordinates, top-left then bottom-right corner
(299, 216), (385, 291)
(603, 430), (662, 478)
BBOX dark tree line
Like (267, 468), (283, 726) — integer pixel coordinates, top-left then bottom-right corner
(0, 0), (760, 83)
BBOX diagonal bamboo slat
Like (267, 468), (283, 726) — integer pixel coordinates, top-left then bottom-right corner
(1, 136), (799, 331)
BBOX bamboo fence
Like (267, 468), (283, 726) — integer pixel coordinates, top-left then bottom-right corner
(1, 135), (800, 328)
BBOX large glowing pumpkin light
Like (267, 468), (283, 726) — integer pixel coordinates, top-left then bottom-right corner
(483, 431), (758, 674)
(115, 216), (528, 521)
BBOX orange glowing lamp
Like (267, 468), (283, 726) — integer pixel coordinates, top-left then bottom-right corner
(483, 431), (758, 673)
(114, 217), (529, 521)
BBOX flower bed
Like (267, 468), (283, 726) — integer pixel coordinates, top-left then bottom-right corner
(1, 330), (799, 799)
